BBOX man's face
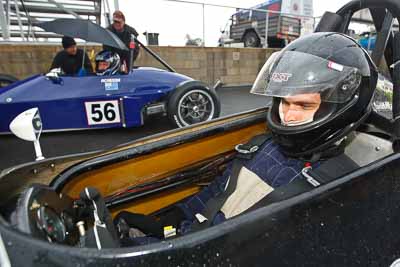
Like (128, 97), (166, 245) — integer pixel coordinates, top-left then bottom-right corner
(113, 19), (125, 32)
(280, 93), (321, 126)
(98, 61), (110, 71)
(65, 45), (77, 56)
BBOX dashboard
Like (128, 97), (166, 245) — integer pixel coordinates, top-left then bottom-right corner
(14, 185), (81, 245)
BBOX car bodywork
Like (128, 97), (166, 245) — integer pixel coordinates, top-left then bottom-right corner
(0, 106), (398, 267)
(1, 0), (400, 266)
(0, 37), (220, 133)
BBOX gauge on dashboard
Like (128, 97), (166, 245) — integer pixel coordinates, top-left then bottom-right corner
(36, 206), (66, 243)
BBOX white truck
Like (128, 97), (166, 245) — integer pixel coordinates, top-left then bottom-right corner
(219, 0), (314, 48)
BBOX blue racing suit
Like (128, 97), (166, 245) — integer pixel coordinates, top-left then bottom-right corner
(176, 139), (305, 233)
(127, 139), (307, 245)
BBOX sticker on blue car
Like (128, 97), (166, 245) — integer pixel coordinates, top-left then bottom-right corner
(101, 78), (120, 91)
(84, 100), (121, 126)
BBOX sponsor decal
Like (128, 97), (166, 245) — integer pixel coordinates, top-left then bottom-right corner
(101, 78), (121, 91)
(271, 73), (292, 83)
(373, 101), (392, 111)
(84, 100), (121, 126)
(328, 61), (344, 72)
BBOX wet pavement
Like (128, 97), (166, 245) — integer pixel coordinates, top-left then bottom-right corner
(0, 86), (268, 170)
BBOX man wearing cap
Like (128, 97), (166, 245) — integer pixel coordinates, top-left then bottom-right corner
(104, 10), (140, 72)
(50, 36), (93, 76)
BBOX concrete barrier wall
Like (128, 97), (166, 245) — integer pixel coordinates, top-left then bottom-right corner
(0, 43), (279, 86)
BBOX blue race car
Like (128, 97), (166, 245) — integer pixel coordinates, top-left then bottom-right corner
(0, 47), (220, 133)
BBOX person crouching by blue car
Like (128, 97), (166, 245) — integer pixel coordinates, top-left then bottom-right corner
(50, 36), (93, 76)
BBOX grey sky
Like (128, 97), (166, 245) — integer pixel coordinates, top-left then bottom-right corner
(119, 0), (353, 46)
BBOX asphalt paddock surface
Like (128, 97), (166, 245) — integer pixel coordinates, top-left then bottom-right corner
(0, 86), (268, 170)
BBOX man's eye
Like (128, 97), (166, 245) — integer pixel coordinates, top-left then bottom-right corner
(302, 105), (315, 110)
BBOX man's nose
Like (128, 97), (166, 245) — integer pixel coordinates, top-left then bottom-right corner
(284, 109), (301, 122)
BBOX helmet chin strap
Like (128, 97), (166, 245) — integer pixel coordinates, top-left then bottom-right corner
(279, 100), (314, 126)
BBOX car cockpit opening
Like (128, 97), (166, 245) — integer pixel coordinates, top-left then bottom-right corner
(1, 116), (394, 250)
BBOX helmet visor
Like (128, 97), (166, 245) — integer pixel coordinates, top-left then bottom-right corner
(251, 51), (362, 103)
(250, 51), (281, 96)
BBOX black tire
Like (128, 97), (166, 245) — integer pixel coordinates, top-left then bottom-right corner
(0, 74), (18, 89)
(167, 86), (221, 128)
(243, 31), (261, 48)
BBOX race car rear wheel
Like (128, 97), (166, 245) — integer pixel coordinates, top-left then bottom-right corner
(168, 86), (221, 128)
(0, 74), (18, 89)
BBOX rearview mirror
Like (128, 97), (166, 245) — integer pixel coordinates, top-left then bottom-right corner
(9, 108), (44, 161)
(46, 68), (63, 84)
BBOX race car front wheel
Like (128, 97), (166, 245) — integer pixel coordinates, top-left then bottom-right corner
(0, 74), (18, 89)
(168, 86), (221, 128)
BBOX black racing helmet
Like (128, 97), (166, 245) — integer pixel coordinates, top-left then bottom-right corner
(251, 32), (378, 158)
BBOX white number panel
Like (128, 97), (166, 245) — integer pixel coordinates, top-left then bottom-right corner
(84, 100), (121, 125)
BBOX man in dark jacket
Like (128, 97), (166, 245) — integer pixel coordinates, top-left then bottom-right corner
(50, 36), (93, 76)
(104, 10), (140, 72)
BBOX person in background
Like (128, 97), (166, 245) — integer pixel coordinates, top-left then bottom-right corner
(50, 36), (93, 76)
(104, 10), (140, 72)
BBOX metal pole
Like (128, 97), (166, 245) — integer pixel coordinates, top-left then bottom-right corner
(313, 17), (316, 31)
(34, 140), (45, 161)
(202, 3), (205, 47)
(104, 0), (112, 26)
(135, 38), (177, 73)
(0, 2), (10, 40)
(14, 0), (25, 41)
(114, 0), (119, 11)
(264, 10), (269, 48)
(6, 0), (10, 30)
(48, 0), (82, 19)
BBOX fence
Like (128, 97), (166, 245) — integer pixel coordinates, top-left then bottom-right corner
(159, 0), (316, 47)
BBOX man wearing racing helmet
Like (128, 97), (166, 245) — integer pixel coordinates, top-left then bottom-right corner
(114, 32), (393, 243)
(95, 50), (121, 76)
(279, 93), (321, 126)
